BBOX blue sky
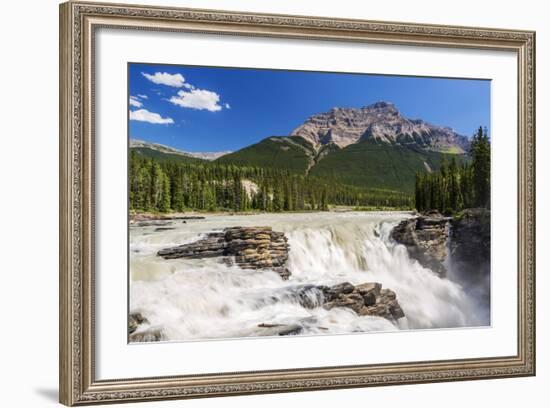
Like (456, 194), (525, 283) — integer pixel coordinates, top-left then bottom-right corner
(129, 63), (490, 153)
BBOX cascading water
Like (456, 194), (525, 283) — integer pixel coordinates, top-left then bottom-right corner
(130, 212), (489, 342)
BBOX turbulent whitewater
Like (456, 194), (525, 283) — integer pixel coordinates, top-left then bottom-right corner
(129, 212), (489, 342)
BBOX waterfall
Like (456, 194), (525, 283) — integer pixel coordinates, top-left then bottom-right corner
(130, 212), (489, 342)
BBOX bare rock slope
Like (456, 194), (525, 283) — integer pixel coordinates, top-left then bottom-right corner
(291, 101), (470, 153)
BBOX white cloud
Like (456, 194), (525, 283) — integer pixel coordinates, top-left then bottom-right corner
(129, 109), (174, 124)
(129, 96), (142, 108)
(169, 89), (223, 112)
(142, 73), (226, 112)
(142, 72), (186, 87)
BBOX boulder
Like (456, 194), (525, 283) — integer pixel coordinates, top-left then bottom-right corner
(326, 282), (355, 297)
(128, 312), (165, 342)
(355, 282), (381, 297)
(257, 323), (303, 336)
(129, 329), (164, 343)
(292, 282), (405, 322)
(154, 227), (175, 232)
(128, 312), (148, 334)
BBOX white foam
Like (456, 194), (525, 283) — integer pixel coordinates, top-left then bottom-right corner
(130, 212), (489, 341)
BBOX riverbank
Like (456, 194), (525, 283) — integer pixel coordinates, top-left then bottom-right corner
(129, 206), (415, 222)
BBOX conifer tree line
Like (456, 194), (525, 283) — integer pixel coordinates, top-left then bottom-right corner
(129, 151), (413, 213)
(415, 126), (491, 213)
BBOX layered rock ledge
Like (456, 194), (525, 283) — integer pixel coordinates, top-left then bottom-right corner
(391, 210), (450, 277)
(157, 226), (291, 280)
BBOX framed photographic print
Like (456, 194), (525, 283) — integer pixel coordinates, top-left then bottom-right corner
(59, 1), (536, 405)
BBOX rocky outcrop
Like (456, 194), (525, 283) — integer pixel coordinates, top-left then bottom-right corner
(290, 101), (470, 152)
(391, 209), (491, 281)
(154, 227), (175, 232)
(128, 281), (404, 342)
(128, 312), (147, 334)
(256, 323), (303, 336)
(391, 211), (450, 277)
(450, 208), (491, 281)
(157, 226), (291, 280)
(128, 312), (164, 343)
(130, 329), (164, 343)
(291, 281), (405, 321)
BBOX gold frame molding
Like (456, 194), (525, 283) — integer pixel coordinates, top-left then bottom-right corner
(59, 1), (536, 405)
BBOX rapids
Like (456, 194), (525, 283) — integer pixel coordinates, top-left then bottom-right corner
(129, 212), (489, 341)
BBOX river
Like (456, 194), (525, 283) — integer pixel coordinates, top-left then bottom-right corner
(129, 211), (489, 342)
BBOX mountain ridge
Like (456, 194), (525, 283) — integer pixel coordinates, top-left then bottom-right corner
(130, 139), (231, 161)
(290, 101), (470, 154)
(130, 102), (473, 194)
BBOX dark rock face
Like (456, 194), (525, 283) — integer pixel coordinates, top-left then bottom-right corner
(130, 329), (164, 343)
(450, 208), (491, 282)
(154, 227), (175, 232)
(257, 323), (303, 336)
(128, 312), (147, 334)
(391, 211), (450, 277)
(293, 282), (405, 321)
(157, 226), (291, 280)
(128, 312), (164, 343)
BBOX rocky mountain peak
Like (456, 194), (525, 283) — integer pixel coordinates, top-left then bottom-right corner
(290, 101), (470, 153)
(362, 101), (397, 112)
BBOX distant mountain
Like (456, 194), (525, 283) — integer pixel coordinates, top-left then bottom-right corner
(216, 102), (471, 193)
(308, 139), (456, 193)
(216, 136), (317, 173)
(291, 101), (470, 154)
(216, 137), (463, 194)
(131, 102), (472, 194)
(130, 139), (231, 161)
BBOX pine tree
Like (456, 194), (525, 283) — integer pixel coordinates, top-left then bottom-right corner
(159, 173), (171, 212)
(320, 188), (328, 211)
(414, 126), (490, 213)
(129, 149), (417, 214)
(471, 126), (491, 208)
(449, 157), (462, 211)
(272, 183), (283, 212)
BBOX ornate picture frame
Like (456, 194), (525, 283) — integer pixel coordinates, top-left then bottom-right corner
(59, 1), (535, 405)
